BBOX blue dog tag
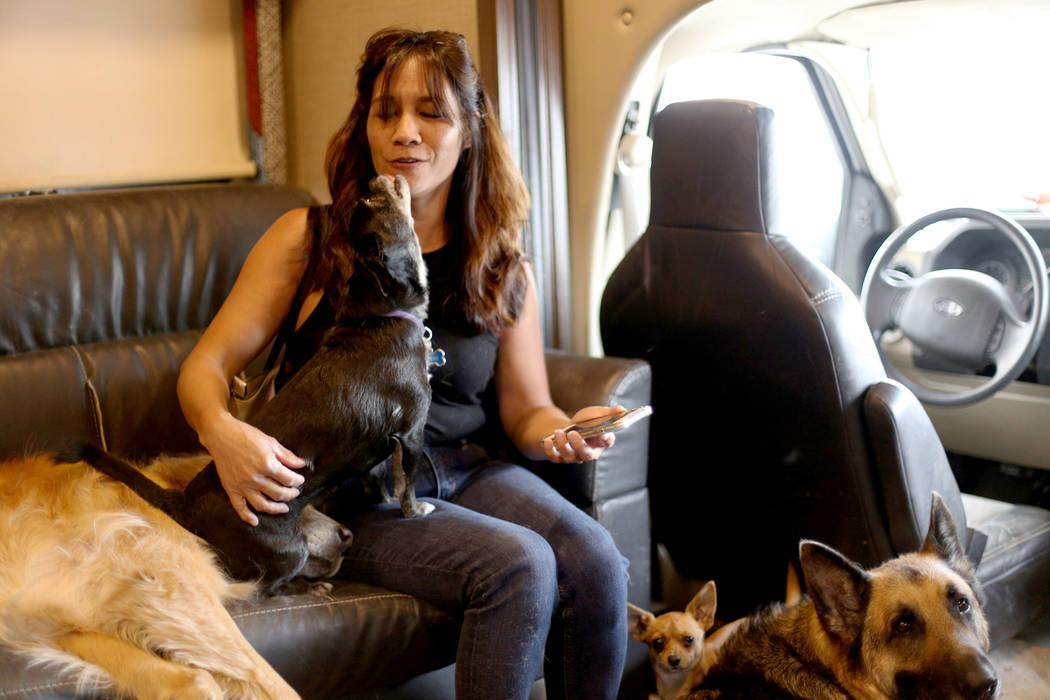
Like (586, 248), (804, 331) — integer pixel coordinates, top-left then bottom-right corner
(423, 326), (447, 367)
(428, 348), (447, 367)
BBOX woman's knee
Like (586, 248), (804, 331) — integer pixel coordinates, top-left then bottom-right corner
(479, 526), (559, 613)
(558, 516), (629, 599)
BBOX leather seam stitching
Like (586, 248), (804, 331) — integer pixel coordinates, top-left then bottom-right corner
(229, 592), (416, 619)
(812, 288), (842, 306)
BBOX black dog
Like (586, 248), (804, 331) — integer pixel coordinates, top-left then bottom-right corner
(64, 174), (434, 592)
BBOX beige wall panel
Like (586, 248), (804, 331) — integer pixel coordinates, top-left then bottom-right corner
(283, 0), (479, 203)
(561, 0), (709, 354)
(0, 0), (253, 192)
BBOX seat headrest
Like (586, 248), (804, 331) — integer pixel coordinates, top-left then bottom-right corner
(649, 99), (781, 234)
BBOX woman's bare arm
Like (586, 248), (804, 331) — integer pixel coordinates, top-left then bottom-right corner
(177, 207), (312, 525)
(494, 267), (619, 463)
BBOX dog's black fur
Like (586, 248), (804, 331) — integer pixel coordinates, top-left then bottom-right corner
(62, 175), (433, 592)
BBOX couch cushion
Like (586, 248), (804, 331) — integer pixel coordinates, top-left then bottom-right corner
(0, 184), (313, 355)
(0, 184), (314, 460)
(0, 581), (459, 698)
(0, 347), (99, 458)
(232, 581), (459, 695)
(76, 330), (203, 459)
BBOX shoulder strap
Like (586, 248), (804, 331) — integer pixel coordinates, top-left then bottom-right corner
(261, 208), (324, 371)
(263, 264), (315, 371)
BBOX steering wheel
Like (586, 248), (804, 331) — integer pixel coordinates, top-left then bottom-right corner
(860, 207), (1049, 406)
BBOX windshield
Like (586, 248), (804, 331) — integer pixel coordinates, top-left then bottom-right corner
(862, 21), (1050, 217)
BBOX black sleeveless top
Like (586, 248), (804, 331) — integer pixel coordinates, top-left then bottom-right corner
(276, 244), (499, 446)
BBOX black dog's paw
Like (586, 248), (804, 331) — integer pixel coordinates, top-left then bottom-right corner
(271, 578), (335, 599)
(403, 501), (435, 518)
(306, 580), (335, 598)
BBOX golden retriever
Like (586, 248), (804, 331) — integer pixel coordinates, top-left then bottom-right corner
(0, 452), (300, 699)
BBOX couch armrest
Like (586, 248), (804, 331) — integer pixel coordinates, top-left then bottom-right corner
(529, 352), (651, 506)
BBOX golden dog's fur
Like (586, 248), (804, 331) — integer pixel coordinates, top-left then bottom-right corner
(0, 453), (298, 699)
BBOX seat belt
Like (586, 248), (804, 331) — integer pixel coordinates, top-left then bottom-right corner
(604, 101), (652, 274)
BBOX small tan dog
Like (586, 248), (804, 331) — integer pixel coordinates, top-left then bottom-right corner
(629, 564), (803, 700)
(628, 581), (718, 700)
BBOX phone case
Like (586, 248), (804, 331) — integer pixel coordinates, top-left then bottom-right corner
(545, 405), (653, 441)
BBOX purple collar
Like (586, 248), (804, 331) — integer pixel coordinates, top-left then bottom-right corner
(383, 309), (424, 334)
(384, 309), (446, 368)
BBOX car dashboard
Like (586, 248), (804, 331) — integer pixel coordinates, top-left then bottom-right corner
(920, 213), (1050, 386)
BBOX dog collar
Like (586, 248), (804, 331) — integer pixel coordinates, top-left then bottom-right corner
(383, 310), (446, 367)
(383, 309), (423, 332)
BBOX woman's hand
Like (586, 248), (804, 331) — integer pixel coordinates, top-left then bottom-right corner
(541, 405), (625, 464)
(200, 413), (306, 526)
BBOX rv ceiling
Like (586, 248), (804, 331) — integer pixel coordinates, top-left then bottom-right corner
(817, 0), (1050, 46)
(661, 0), (1049, 66)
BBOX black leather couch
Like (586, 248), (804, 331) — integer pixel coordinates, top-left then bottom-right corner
(0, 183), (651, 698)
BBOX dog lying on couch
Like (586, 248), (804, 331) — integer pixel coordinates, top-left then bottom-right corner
(0, 182), (653, 698)
(0, 452), (306, 699)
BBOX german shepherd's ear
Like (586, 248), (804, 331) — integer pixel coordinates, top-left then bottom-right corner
(685, 580), (717, 630)
(799, 540), (871, 646)
(627, 603), (656, 641)
(921, 491), (977, 582)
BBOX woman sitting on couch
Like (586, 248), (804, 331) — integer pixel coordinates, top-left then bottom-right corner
(175, 27), (630, 700)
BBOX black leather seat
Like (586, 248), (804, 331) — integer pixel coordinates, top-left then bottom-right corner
(599, 98), (1050, 645)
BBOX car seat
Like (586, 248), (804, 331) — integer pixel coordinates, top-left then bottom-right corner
(599, 98), (1050, 645)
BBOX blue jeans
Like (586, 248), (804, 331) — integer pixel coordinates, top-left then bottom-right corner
(332, 444), (629, 700)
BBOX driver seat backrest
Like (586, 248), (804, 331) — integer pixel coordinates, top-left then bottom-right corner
(600, 99), (977, 620)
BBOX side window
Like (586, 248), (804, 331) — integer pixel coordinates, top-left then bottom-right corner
(656, 53), (846, 267)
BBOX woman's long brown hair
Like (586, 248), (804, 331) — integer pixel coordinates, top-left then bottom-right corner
(313, 28), (530, 334)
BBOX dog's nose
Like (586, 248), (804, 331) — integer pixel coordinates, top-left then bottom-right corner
(961, 661), (998, 700)
(338, 525), (353, 547)
(969, 653), (999, 700)
(667, 654), (681, 668)
(969, 678), (998, 700)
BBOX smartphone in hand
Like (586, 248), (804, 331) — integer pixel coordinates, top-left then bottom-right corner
(544, 405), (653, 442)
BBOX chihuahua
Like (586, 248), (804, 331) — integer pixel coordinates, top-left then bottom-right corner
(628, 580), (717, 700)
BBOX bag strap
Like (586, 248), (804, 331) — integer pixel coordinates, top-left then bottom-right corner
(261, 203), (328, 376)
(263, 262), (314, 373)
(231, 251), (317, 405)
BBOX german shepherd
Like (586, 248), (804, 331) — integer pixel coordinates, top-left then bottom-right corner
(684, 493), (998, 700)
(62, 174), (434, 593)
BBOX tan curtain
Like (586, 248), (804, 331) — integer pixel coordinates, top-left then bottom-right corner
(0, 0), (255, 193)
